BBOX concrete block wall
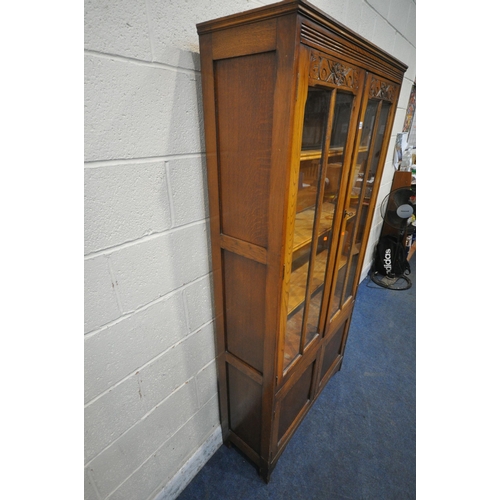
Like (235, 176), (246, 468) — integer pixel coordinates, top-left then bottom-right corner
(84, 1), (415, 499)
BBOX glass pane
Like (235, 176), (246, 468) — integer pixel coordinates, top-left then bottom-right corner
(284, 88), (330, 370)
(330, 263), (347, 315)
(304, 93), (353, 346)
(352, 100), (378, 200)
(331, 94), (353, 148)
(329, 99), (379, 321)
(345, 101), (392, 297)
(367, 102), (392, 199)
(301, 89), (329, 150)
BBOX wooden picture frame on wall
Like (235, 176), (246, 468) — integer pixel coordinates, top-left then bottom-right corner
(403, 80), (416, 133)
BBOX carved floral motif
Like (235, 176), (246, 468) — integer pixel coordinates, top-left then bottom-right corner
(309, 52), (359, 89)
(369, 78), (395, 102)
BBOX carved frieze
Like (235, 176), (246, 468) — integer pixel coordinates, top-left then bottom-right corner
(369, 78), (395, 102)
(309, 52), (359, 90)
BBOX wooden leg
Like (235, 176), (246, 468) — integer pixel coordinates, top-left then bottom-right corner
(259, 465), (271, 484)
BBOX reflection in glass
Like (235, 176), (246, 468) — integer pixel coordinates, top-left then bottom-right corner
(301, 90), (330, 150)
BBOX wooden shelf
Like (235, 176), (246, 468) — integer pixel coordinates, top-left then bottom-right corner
(300, 149), (322, 161)
(288, 249), (328, 315)
(345, 208), (356, 220)
(289, 205), (359, 314)
(293, 202), (335, 253)
(300, 147), (346, 161)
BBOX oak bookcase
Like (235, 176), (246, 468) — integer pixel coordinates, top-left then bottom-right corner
(197, 0), (407, 481)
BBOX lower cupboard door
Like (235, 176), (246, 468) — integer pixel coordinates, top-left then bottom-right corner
(319, 319), (347, 387)
(276, 359), (316, 449)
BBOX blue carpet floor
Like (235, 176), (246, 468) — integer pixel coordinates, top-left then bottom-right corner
(178, 254), (416, 499)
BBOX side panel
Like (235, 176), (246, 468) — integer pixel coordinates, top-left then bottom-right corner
(224, 251), (266, 373)
(207, 22), (283, 463)
(227, 364), (263, 454)
(215, 52), (276, 248)
(202, 12), (302, 472)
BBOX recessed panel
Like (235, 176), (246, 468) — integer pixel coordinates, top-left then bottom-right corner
(227, 364), (262, 454)
(215, 52), (276, 248)
(278, 361), (314, 442)
(320, 320), (346, 382)
(223, 251), (266, 373)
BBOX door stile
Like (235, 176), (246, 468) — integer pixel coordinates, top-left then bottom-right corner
(276, 43), (312, 387)
(262, 13), (304, 465)
(198, 32), (231, 439)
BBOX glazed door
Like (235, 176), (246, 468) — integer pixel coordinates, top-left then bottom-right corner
(282, 84), (360, 374)
(325, 74), (399, 332)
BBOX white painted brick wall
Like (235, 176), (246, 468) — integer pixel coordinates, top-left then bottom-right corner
(84, 1), (415, 499)
(84, 162), (172, 254)
(84, 0), (152, 60)
(108, 223), (211, 312)
(85, 256), (122, 333)
(85, 322), (216, 462)
(84, 291), (187, 403)
(84, 55), (204, 161)
(183, 274), (214, 333)
(89, 380), (199, 498)
(107, 396), (220, 500)
(168, 157), (209, 228)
